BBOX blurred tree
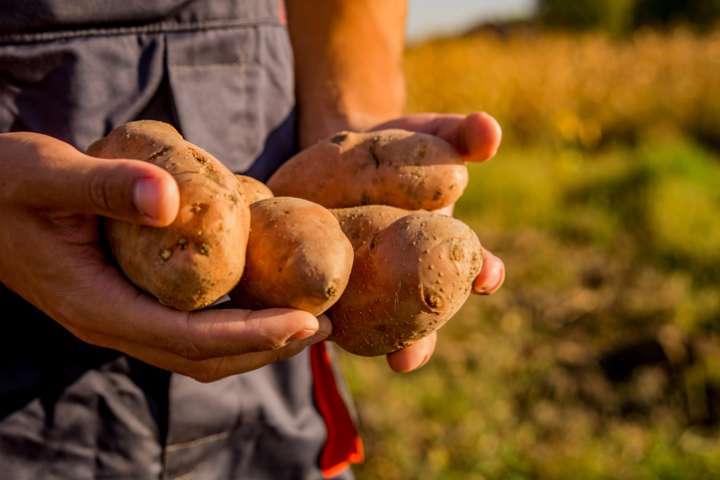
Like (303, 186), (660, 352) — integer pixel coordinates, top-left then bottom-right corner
(540, 0), (602, 29)
(540, 0), (636, 33)
(633, 0), (720, 29)
(540, 0), (720, 32)
(633, 0), (689, 26)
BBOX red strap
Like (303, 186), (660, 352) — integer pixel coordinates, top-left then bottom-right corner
(277, 0), (287, 25)
(310, 342), (365, 478)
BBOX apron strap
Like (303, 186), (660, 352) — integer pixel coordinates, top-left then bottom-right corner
(310, 342), (365, 478)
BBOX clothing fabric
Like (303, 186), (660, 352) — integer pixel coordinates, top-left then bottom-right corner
(0, 1), (355, 478)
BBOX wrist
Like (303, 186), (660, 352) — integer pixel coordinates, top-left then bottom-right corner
(297, 92), (405, 148)
(288, 0), (407, 148)
(298, 111), (388, 149)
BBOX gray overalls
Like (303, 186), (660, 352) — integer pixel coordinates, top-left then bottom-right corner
(0, 1), (358, 478)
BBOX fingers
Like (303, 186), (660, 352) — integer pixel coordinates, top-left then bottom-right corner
(455, 112), (503, 162)
(72, 316), (332, 382)
(372, 112), (502, 163)
(386, 332), (437, 373)
(5, 132), (179, 226)
(59, 261), (328, 360)
(473, 249), (506, 295)
(180, 307), (324, 358)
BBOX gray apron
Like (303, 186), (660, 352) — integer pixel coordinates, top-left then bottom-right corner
(0, 1), (355, 478)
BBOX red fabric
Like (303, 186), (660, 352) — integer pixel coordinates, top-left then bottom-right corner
(310, 342), (365, 478)
(277, 0), (287, 25)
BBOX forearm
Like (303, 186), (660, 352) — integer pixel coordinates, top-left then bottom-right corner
(286, 0), (407, 147)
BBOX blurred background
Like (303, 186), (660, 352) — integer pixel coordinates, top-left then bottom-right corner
(338, 1), (720, 479)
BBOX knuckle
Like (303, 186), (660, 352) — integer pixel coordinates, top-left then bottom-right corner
(246, 315), (287, 351)
(87, 171), (114, 213)
(176, 342), (206, 361)
(175, 315), (209, 360)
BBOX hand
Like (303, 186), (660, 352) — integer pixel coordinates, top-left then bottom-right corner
(370, 112), (506, 373)
(0, 132), (330, 382)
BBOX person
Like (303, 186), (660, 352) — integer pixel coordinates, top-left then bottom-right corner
(0, 1), (505, 478)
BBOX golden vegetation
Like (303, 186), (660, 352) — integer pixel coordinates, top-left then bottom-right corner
(405, 27), (720, 149)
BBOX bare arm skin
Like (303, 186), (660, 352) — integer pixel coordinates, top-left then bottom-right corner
(287, 0), (506, 372)
(286, 0), (407, 147)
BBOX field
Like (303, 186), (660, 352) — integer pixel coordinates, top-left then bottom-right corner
(338, 27), (720, 479)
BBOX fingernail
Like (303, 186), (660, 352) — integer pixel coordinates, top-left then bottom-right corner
(466, 112), (502, 162)
(316, 315), (333, 337)
(289, 328), (317, 341)
(133, 177), (161, 220)
(475, 254), (506, 295)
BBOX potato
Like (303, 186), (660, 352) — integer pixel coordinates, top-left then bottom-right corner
(332, 205), (408, 250)
(234, 174), (273, 204)
(267, 129), (468, 210)
(88, 120), (250, 311)
(328, 208), (483, 356)
(230, 197), (354, 316)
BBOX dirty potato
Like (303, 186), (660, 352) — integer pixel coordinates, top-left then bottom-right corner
(88, 120), (250, 311)
(268, 129), (468, 210)
(230, 197), (354, 316)
(234, 174), (273, 204)
(329, 209), (483, 356)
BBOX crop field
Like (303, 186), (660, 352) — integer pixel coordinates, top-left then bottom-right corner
(338, 26), (720, 480)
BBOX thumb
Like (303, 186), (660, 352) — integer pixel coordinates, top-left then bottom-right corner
(20, 133), (180, 226)
(72, 154), (180, 226)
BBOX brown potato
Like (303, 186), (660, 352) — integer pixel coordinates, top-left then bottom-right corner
(230, 197), (354, 316)
(234, 174), (273, 204)
(267, 129), (468, 210)
(88, 120), (250, 311)
(328, 209), (483, 356)
(331, 205), (408, 250)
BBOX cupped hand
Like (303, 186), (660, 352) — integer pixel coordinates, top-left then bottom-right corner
(0, 132), (330, 382)
(371, 112), (506, 372)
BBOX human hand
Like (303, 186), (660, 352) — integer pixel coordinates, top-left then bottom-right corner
(370, 112), (506, 372)
(0, 132), (330, 382)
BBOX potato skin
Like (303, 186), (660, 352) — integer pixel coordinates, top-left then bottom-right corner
(331, 205), (408, 250)
(267, 129), (468, 210)
(230, 197), (354, 316)
(88, 120), (250, 311)
(234, 174), (273, 204)
(329, 211), (483, 356)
